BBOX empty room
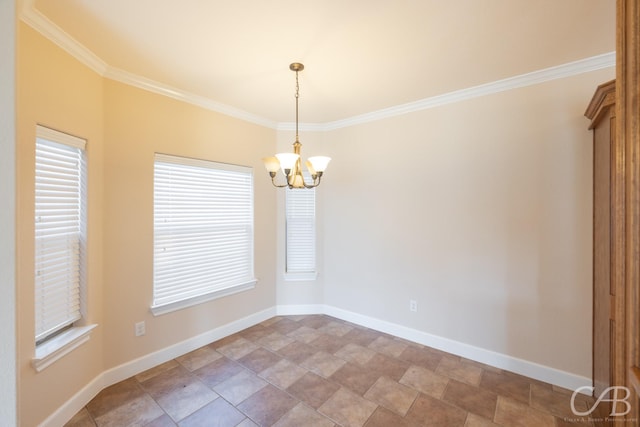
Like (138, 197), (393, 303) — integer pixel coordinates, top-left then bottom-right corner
(3, 0), (640, 426)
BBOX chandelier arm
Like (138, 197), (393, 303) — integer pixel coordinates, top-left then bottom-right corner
(302, 175), (321, 189)
(269, 175), (289, 188)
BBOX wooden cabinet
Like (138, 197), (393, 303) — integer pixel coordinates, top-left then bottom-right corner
(586, 80), (618, 406)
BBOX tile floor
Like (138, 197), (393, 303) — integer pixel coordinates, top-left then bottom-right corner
(65, 315), (598, 427)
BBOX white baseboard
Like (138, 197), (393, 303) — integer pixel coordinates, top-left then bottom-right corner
(40, 307), (276, 427)
(278, 304), (591, 392)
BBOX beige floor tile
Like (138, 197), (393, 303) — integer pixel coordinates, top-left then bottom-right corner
(335, 343), (377, 366)
(436, 356), (483, 386)
(364, 376), (419, 416)
(399, 365), (449, 398)
(309, 333), (350, 354)
(236, 384), (299, 426)
(94, 395), (164, 427)
(240, 324), (275, 342)
(318, 320), (355, 337)
(398, 346), (442, 371)
(287, 372), (340, 409)
(153, 379), (217, 422)
(257, 331), (295, 351)
(301, 351), (346, 378)
(318, 387), (378, 427)
(273, 317), (313, 334)
(330, 362), (380, 395)
(175, 346), (223, 372)
(213, 369), (268, 405)
(64, 408), (96, 427)
(135, 360), (180, 383)
(277, 340), (319, 364)
(494, 396), (556, 427)
(298, 315), (332, 329)
(260, 358), (307, 389)
(273, 403), (335, 427)
(216, 337), (260, 360)
(362, 353), (409, 381)
(178, 398), (246, 427)
(140, 365), (194, 397)
(342, 328), (383, 347)
(238, 347), (283, 373)
(363, 406), (421, 427)
(145, 414), (176, 427)
(479, 370), (531, 404)
(86, 378), (147, 419)
(442, 379), (497, 420)
(530, 383), (593, 420)
(193, 356), (245, 388)
(405, 393), (468, 426)
(368, 336), (408, 358)
(287, 325), (323, 343)
(464, 413), (501, 427)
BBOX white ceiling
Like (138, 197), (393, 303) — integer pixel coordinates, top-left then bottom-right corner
(28, 0), (615, 126)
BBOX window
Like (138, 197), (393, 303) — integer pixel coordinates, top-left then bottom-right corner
(34, 126), (86, 344)
(153, 154), (256, 315)
(285, 182), (317, 280)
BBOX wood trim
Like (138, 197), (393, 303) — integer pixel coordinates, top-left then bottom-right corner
(616, 0), (640, 424)
(585, 79), (616, 129)
(632, 366), (640, 397)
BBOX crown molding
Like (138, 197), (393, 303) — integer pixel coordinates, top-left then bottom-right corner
(21, 1), (614, 132)
(103, 67), (278, 129)
(314, 51), (616, 131)
(20, 0), (108, 75)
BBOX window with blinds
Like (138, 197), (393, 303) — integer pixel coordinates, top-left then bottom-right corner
(152, 154), (256, 315)
(34, 126), (86, 344)
(285, 183), (317, 281)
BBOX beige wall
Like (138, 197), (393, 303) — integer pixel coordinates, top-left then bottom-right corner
(320, 68), (614, 378)
(102, 79), (277, 368)
(17, 23), (105, 426)
(16, 23), (278, 426)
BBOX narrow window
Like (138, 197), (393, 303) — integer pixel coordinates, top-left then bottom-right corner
(34, 126), (86, 344)
(152, 154), (256, 315)
(285, 181), (317, 281)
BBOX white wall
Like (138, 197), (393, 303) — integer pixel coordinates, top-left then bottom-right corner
(320, 68), (614, 379)
(0, 0), (17, 424)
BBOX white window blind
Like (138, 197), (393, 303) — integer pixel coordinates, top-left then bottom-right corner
(153, 154), (255, 314)
(285, 183), (316, 279)
(34, 126), (86, 343)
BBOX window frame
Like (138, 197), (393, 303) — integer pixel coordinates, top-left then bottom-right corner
(151, 153), (256, 316)
(284, 178), (318, 281)
(33, 125), (96, 372)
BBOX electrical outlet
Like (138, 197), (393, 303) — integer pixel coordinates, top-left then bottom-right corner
(409, 300), (418, 312)
(135, 321), (146, 337)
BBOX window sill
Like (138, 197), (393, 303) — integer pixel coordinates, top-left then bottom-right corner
(150, 279), (257, 316)
(32, 324), (98, 372)
(284, 271), (318, 281)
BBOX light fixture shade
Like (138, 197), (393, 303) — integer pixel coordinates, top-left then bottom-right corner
(262, 157), (281, 173)
(307, 156), (331, 173)
(275, 153), (300, 171)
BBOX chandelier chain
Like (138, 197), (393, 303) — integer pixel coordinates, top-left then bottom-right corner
(295, 70), (300, 141)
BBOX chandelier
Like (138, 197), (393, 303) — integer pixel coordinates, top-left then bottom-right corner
(263, 63), (331, 188)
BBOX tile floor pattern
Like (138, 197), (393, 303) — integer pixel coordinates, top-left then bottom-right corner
(65, 315), (598, 427)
